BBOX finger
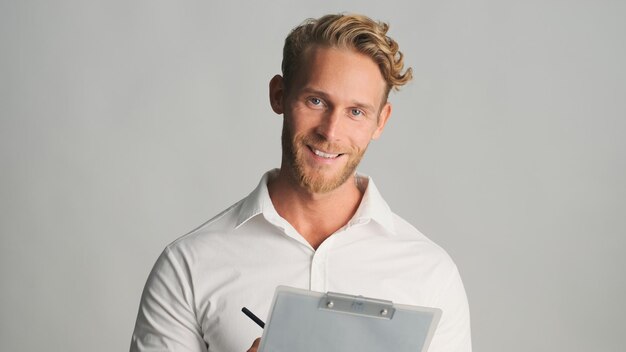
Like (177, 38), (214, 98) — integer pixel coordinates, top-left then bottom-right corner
(246, 337), (261, 352)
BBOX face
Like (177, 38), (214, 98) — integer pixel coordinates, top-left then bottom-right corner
(270, 46), (392, 194)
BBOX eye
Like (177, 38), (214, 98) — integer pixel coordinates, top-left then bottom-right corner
(350, 108), (364, 118)
(308, 97), (323, 106)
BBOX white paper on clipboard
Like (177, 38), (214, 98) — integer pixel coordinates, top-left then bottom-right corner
(258, 286), (442, 352)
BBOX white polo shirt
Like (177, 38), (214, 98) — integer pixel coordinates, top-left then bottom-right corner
(130, 170), (471, 352)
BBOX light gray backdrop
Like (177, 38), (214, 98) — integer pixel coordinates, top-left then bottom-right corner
(1, 1), (624, 351)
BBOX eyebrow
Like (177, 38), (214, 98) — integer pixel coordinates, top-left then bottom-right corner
(299, 87), (378, 114)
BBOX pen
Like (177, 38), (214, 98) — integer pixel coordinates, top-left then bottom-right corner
(241, 307), (265, 328)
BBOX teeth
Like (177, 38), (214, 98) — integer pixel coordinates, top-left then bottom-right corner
(313, 149), (339, 159)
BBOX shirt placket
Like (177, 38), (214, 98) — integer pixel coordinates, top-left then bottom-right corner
(309, 236), (335, 292)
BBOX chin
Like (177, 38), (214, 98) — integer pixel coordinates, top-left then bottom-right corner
(296, 166), (354, 194)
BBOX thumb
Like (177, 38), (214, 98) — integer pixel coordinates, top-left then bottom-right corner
(246, 337), (261, 352)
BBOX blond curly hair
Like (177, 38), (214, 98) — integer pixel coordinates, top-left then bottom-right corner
(282, 13), (413, 98)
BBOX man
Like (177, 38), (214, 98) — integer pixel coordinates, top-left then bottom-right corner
(130, 13), (471, 352)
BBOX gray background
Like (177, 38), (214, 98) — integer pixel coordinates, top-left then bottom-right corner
(1, 1), (624, 351)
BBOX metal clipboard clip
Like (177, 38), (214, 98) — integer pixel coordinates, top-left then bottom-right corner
(318, 291), (396, 320)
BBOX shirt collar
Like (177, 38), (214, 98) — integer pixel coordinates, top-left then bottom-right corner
(236, 169), (280, 228)
(235, 169), (397, 236)
(350, 174), (397, 235)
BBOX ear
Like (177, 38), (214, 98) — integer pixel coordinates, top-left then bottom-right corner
(269, 75), (285, 114)
(371, 102), (392, 140)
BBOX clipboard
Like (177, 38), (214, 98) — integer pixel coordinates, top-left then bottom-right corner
(258, 286), (442, 352)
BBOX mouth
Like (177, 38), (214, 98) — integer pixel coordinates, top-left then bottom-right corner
(308, 145), (343, 159)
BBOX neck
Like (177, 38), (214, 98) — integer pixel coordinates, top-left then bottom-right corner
(267, 167), (365, 249)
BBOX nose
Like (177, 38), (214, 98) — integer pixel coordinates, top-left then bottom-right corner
(315, 109), (341, 141)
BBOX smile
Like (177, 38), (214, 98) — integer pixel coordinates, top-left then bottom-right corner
(309, 146), (342, 159)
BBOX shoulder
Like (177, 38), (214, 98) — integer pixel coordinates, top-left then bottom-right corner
(164, 198), (246, 257)
(391, 212), (455, 263)
(384, 212), (462, 294)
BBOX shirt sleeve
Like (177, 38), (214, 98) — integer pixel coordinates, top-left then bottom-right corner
(428, 264), (472, 352)
(130, 247), (207, 352)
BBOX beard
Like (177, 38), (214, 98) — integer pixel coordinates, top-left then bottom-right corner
(281, 121), (366, 194)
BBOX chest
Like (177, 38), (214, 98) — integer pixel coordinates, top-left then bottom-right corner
(193, 236), (444, 352)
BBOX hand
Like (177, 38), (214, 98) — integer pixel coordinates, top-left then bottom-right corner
(246, 338), (261, 352)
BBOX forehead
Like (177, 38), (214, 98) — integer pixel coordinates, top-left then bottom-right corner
(290, 46), (387, 106)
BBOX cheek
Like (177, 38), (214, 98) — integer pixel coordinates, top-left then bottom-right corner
(287, 114), (320, 137)
(354, 138), (372, 153)
(348, 124), (378, 148)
